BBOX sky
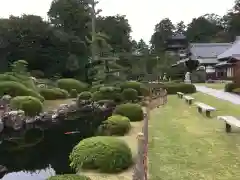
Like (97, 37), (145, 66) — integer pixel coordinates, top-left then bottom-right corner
(0, 0), (236, 43)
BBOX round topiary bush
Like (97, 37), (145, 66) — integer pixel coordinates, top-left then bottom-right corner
(120, 81), (149, 96)
(39, 88), (69, 100)
(113, 103), (143, 122)
(57, 78), (87, 93)
(48, 174), (91, 180)
(92, 86), (122, 102)
(122, 88), (138, 102)
(78, 91), (92, 100)
(70, 89), (78, 98)
(0, 81), (44, 101)
(69, 136), (133, 173)
(10, 96), (43, 116)
(98, 115), (131, 136)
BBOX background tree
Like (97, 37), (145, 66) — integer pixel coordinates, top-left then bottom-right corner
(150, 18), (175, 53)
(175, 21), (186, 35)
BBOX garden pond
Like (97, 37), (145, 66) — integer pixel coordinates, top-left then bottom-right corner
(0, 119), (90, 180)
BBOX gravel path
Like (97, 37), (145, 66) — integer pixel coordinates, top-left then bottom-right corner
(195, 85), (240, 105)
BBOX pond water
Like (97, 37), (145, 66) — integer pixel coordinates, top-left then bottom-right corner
(0, 120), (87, 180)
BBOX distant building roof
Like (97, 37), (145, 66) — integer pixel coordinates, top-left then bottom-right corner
(170, 33), (186, 40)
(218, 38), (240, 60)
(190, 43), (232, 59)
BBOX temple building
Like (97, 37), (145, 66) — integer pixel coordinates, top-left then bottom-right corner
(215, 37), (240, 80)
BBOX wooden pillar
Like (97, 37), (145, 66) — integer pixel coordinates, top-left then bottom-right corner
(132, 133), (145, 180)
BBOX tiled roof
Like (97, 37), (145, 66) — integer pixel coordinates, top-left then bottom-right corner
(218, 39), (240, 60)
(190, 43), (232, 60)
(196, 58), (218, 64)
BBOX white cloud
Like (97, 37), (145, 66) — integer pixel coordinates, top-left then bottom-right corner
(0, 0), (236, 43)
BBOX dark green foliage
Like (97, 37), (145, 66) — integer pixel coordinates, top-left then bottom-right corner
(98, 115), (131, 136)
(120, 81), (149, 96)
(89, 84), (105, 93)
(57, 79), (87, 93)
(0, 73), (38, 91)
(114, 103), (143, 122)
(69, 136), (133, 173)
(225, 83), (239, 92)
(39, 88), (69, 100)
(78, 91), (92, 100)
(122, 88), (138, 101)
(70, 89), (78, 98)
(0, 81), (44, 101)
(232, 88), (240, 93)
(10, 96), (43, 116)
(48, 174), (91, 180)
(162, 83), (196, 94)
(92, 86), (122, 102)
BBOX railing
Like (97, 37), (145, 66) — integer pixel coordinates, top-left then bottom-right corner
(132, 89), (167, 180)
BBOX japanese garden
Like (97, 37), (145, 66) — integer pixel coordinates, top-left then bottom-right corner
(2, 0), (240, 180)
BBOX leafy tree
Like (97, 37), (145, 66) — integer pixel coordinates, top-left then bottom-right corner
(48, 0), (91, 40)
(97, 15), (133, 53)
(150, 18), (175, 53)
(175, 21), (186, 35)
(186, 16), (224, 42)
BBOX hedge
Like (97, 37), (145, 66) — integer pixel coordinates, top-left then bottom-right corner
(48, 175), (91, 180)
(78, 91), (92, 100)
(39, 88), (69, 100)
(224, 83), (239, 92)
(0, 81), (44, 101)
(0, 73), (38, 91)
(122, 88), (138, 101)
(162, 83), (196, 94)
(120, 81), (149, 96)
(113, 103), (143, 122)
(57, 78), (87, 93)
(10, 96), (43, 116)
(98, 115), (131, 136)
(69, 136), (132, 173)
(92, 86), (122, 102)
(70, 89), (78, 98)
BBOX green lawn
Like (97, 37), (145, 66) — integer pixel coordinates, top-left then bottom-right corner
(149, 93), (240, 180)
(196, 83), (225, 90)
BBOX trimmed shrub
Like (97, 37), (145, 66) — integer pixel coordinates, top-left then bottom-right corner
(232, 88), (240, 93)
(78, 91), (92, 100)
(98, 115), (131, 136)
(10, 96), (43, 116)
(120, 81), (149, 96)
(39, 88), (69, 100)
(162, 83), (196, 94)
(225, 83), (239, 92)
(48, 175), (91, 180)
(0, 81), (44, 101)
(69, 136), (133, 173)
(70, 89), (78, 98)
(89, 84), (105, 93)
(114, 103), (143, 122)
(57, 78), (87, 93)
(92, 86), (122, 102)
(0, 73), (38, 91)
(122, 88), (138, 101)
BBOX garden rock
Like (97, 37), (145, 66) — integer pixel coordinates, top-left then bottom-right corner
(0, 165), (7, 178)
(3, 110), (25, 130)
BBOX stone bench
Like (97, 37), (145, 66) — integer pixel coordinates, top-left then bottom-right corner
(183, 95), (195, 105)
(218, 116), (240, 133)
(195, 102), (216, 117)
(177, 92), (184, 98)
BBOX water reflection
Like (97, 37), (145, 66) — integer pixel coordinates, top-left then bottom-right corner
(2, 166), (55, 180)
(0, 120), (87, 180)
